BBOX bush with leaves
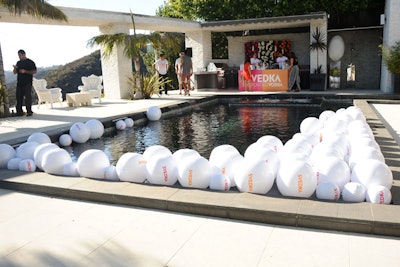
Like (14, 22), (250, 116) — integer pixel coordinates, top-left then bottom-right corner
(380, 41), (400, 75)
(128, 72), (171, 99)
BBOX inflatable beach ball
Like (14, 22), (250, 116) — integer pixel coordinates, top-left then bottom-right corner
(351, 159), (393, 190)
(300, 117), (323, 136)
(59, 134), (73, 147)
(16, 141), (40, 160)
(115, 120), (126, 130)
(42, 148), (73, 175)
(146, 106), (162, 121)
(146, 154), (178, 186)
(27, 132), (51, 144)
(366, 185), (392, 204)
(172, 149), (201, 163)
(124, 118), (134, 127)
(33, 143), (60, 170)
(234, 158), (275, 194)
(256, 135), (283, 152)
(276, 160), (317, 198)
(18, 159), (36, 172)
(342, 182), (366, 203)
(77, 149), (111, 179)
(69, 122), (91, 143)
(209, 173), (231, 191)
(178, 156), (212, 189)
(7, 158), (22, 170)
(316, 181), (340, 201)
(143, 145), (172, 160)
(0, 144), (16, 168)
(85, 119), (104, 139)
(209, 144), (240, 164)
(116, 152), (148, 183)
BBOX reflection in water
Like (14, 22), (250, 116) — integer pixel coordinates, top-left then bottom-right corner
(68, 103), (348, 165)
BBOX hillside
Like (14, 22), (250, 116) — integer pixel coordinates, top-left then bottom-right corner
(5, 50), (102, 106)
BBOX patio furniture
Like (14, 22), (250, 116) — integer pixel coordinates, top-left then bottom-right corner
(66, 92), (93, 107)
(32, 78), (63, 109)
(78, 74), (103, 103)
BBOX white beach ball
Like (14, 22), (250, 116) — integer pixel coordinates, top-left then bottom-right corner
(348, 146), (384, 169)
(0, 144), (16, 168)
(319, 110), (335, 125)
(342, 182), (366, 202)
(27, 132), (51, 144)
(346, 106), (365, 122)
(234, 158), (275, 194)
(276, 160), (317, 198)
(178, 156), (211, 189)
(316, 181), (340, 201)
(351, 159), (393, 189)
(116, 152), (148, 183)
(7, 157), (22, 170)
(366, 185), (392, 204)
(209, 173), (231, 191)
(124, 118), (134, 127)
(323, 116), (347, 135)
(42, 148), (73, 175)
(256, 135), (283, 152)
(245, 146), (279, 177)
(172, 149), (201, 163)
(210, 153), (244, 187)
(146, 106), (162, 121)
(312, 156), (350, 192)
(18, 159), (36, 172)
(16, 141), (39, 160)
(115, 120), (126, 130)
(143, 145), (172, 160)
(85, 119), (104, 139)
(77, 149), (110, 179)
(63, 162), (80, 177)
(146, 155), (178, 186)
(300, 117), (323, 136)
(102, 165), (119, 181)
(69, 122), (91, 144)
(33, 143), (60, 170)
(209, 144), (240, 163)
(59, 134), (72, 147)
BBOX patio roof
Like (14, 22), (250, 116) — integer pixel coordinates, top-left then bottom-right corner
(0, 7), (326, 33)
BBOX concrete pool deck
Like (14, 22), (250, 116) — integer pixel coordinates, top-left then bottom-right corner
(1, 89), (400, 238)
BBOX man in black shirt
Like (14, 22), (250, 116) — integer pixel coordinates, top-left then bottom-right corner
(13, 49), (37, 116)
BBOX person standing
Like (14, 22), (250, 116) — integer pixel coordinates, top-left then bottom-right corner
(175, 51), (185, 95)
(243, 58), (252, 91)
(13, 49), (37, 116)
(175, 50), (193, 96)
(153, 53), (170, 95)
(288, 51), (301, 92)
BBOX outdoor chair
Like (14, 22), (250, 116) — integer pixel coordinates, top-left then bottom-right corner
(32, 78), (63, 109)
(78, 74), (103, 103)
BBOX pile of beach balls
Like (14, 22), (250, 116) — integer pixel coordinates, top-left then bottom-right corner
(0, 105), (393, 204)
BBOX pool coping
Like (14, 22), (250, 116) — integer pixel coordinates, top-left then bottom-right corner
(1, 96), (399, 237)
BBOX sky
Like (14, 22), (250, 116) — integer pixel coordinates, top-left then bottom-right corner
(0, 0), (165, 70)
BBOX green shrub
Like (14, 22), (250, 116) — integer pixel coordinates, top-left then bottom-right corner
(380, 41), (400, 75)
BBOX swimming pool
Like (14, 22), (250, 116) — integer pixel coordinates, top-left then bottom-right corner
(65, 99), (351, 164)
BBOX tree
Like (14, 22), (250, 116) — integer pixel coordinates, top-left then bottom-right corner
(0, 0), (67, 116)
(87, 11), (183, 97)
(157, 0), (383, 22)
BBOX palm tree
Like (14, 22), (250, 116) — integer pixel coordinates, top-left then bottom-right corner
(0, 0), (67, 116)
(87, 11), (182, 93)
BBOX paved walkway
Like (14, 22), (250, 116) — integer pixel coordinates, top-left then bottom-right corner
(1, 89), (400, 266)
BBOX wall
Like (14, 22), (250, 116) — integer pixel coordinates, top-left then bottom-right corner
(328, 28), (383, 89)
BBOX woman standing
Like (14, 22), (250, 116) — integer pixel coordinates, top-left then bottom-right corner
(243, 58), (252, 91)
(288, 52), (301, 92)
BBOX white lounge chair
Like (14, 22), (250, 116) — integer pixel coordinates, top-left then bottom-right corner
(78, 74), (103, 103)
(32, 78), (63, 109)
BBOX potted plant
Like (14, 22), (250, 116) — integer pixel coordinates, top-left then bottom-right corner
(380, 41), (400, 92)
(128, 72), (171, 99)
(309, 27), (327, 91)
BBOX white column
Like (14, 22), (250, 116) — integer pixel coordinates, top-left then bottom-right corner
(186, 30), (212, 72)
(98, 23), (132, 99)
(380, 0), (400, 93)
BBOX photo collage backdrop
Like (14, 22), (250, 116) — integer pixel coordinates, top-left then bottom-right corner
(245, 40), (291, 66)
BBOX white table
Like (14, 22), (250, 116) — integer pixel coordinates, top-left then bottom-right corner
(66, 92), (92, 107)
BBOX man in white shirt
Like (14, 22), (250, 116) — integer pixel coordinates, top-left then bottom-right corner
(250, 52), (261, 69)
(153, 53), (170, 94)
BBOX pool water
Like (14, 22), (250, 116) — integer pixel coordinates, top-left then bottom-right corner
(66, 101), (350, 164)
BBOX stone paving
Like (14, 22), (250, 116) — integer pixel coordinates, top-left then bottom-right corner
(0, 90), (399, 237)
